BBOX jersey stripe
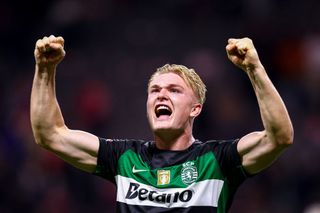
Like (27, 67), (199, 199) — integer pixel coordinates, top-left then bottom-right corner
(117, 150), (224, 188)
(116, 175), (224, 208)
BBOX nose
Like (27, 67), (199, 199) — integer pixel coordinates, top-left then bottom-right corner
(157, 88), (169, 101)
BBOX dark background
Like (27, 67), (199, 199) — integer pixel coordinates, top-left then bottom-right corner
(1, 0), (320, 212)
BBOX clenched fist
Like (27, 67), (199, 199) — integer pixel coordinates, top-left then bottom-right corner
(34, 35), (65, 67)
(226, 37), (262, 73)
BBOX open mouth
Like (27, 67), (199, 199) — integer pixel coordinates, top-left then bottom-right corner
(155, 105), (172, 118)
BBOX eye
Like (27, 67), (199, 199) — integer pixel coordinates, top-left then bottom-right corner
(170, 88), (181, 93)
(150, 88), (159, 93)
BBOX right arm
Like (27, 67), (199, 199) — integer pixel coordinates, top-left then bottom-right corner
(30, 35), (99, 173)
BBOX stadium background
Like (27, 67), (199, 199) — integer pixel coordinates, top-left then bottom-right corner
(1, 0), (320, 212)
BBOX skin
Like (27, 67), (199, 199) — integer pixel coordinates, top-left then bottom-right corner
(226, 38), (293, 174)
(31, 35), (99, 173)
(147, 72), (202, 150)
(30, 35), (293, 175)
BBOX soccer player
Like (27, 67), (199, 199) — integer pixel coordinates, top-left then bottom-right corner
(31, 35), (293, 212)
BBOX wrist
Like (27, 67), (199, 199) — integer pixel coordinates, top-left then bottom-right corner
(36, 63), (57, 73)
(245, 61), (265, 75)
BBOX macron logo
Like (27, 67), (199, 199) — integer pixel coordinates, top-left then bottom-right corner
(132, 165), (149, 173)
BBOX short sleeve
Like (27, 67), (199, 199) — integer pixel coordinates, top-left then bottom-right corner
(211, 139), (249, 186)
(93, 138), (130, 183)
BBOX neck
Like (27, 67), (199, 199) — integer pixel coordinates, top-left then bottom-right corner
(153, 128), (195, 150)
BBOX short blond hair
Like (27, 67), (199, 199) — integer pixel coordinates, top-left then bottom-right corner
(148, 64), (207, 104)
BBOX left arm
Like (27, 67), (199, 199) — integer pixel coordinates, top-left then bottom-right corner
(226, 38), (294, 174)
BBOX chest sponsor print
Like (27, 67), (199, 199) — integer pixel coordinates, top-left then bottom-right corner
(116, 175), (224, 208)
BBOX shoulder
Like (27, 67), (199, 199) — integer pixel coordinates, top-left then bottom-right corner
(193, 139), (239, 151)
(193, 139), (242, 168)
(196, 139), (248, 184)
(98, 137), (154, 153)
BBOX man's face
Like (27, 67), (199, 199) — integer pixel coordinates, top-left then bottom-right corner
(147, 72), (201, 134)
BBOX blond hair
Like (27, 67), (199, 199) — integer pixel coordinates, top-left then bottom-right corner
(148, 64), (207, 105)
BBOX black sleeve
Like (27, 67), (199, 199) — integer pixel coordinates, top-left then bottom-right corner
(212, 139), (249, 186)
(93, 138), (132, 184)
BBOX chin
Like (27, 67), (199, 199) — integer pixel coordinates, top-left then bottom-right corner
(153, 126), (172, 133)
(150, 119), (171, 129)
(152, 125), (183, 136)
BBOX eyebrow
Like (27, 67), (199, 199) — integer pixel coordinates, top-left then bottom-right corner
(149, 84), (184, 90)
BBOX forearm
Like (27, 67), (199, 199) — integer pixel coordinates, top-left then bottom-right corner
(248, 64), (293, 145)
(30, 64), (66, 145)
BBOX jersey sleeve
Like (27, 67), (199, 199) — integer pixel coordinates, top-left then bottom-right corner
(93, 138), (131, 183)
(212, 139), (249, 186)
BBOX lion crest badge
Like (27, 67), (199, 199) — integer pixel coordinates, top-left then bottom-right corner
(181, 161), (198, 185)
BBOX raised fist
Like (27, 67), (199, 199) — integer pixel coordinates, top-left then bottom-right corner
(226, 37), (262, 72)
(34, 35), (65, 67)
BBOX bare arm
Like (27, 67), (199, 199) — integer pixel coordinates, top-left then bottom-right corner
(30, 35), (99, 173)
(226, 38), (294, 174)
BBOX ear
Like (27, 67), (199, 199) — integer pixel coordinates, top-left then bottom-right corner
(190, 103), (202, 118)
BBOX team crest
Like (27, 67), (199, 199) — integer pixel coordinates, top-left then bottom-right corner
(181, 161), (198, 185)
(157, 170), (170, 185)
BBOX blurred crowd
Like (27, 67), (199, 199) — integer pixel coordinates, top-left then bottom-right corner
(1, 0), (320, 212)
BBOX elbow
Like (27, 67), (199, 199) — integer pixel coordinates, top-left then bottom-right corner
(274, 126), (294, 148)
(31, 125), (45, 146)
(287, 127), (294, 146)
(284, 123), (294, 146)
(32, 130), (52, 149)
(31, 125), (62, 150)
(279, 132), (293, 148)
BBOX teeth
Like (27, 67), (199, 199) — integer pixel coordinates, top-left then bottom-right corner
(155, 105), (172, 117)
(157, 106), (169, 110)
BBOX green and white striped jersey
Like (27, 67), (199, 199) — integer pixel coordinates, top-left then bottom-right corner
(94, 138), (247, 212)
